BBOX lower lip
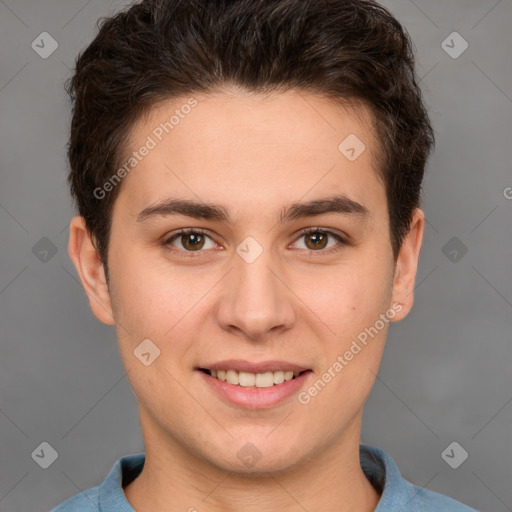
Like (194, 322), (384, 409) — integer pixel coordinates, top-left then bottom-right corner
(198, 370), (312, 409)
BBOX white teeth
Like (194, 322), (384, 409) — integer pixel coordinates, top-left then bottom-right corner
(226, 369), (239, 385)
(255, 372), (274, 387)
(208, 369), (301, 387)
(238, 371), (255, 387)
(273, 370), (285, 384)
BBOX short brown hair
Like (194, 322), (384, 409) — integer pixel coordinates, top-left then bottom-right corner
(65, 0), (435, 276)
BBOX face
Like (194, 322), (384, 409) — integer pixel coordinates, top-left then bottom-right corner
(69, 89), (423, 474)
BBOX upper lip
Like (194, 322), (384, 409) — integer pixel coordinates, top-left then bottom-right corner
(198, 360), (310, 374)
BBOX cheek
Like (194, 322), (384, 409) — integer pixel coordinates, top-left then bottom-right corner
(298, 262), (392, 338)
(298, 269), (391, 422)
(110, 262), (200, 397)
(109, 248), (196, 336)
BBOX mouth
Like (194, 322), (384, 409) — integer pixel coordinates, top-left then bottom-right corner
(197, 362), (313, 409)
(198, 368), (310, 388)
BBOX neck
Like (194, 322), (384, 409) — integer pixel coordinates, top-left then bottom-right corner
(124, 411), (381, 512)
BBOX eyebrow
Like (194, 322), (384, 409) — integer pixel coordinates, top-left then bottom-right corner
(136, 194), (370, 224)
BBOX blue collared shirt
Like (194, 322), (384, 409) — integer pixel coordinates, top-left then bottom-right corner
(51, 444), (479, 511)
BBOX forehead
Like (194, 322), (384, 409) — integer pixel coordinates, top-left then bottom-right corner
(113, 90), (385, 223)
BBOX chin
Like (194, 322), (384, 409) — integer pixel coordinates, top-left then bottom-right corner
(202, 435), (309, 475)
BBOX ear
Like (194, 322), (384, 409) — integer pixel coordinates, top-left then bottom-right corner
(390, 208), (424, 322)
(68, 215), (115, 325)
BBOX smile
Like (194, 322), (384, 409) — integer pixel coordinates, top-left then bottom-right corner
(200, 368), (305, 388)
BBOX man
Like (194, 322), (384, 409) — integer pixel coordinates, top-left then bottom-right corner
(52, 0), (479, 510)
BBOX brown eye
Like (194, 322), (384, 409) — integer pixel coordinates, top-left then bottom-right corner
(181, 232), (204, 250)
(293, 228), (346, 253)
(164, 229), (216, 252)
(304, 231), (329, 250)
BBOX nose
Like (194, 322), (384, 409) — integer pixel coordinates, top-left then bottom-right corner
(216, 245), (296, 341)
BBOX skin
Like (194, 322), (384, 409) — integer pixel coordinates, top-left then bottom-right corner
(68, 89), (424, 512)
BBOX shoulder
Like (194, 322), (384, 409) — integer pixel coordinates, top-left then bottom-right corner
(49, 486), (100, 511)
(50, 452), (144, 512)
(406, 483), (480, 511)
(359, 444), (480, 512)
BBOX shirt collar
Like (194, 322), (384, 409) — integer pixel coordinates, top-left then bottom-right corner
(99, 451), (144, 511)
(360, 444), (422, 512)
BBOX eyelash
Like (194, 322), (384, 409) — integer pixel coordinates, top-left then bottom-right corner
(162, 227), (348, 257)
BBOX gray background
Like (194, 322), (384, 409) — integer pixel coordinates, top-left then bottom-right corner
(0, 0), (511, 511)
